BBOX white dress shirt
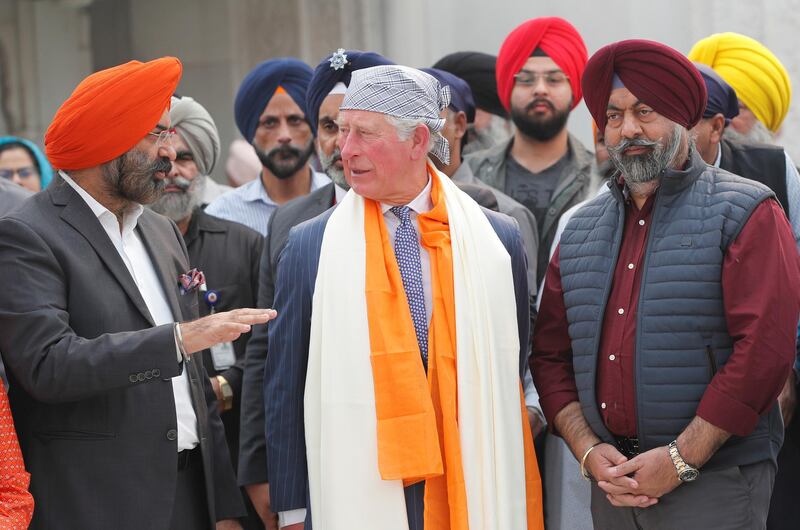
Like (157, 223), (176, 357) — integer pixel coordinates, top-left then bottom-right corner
(279, 178), (434, 528)
(61, 171), (199, 451)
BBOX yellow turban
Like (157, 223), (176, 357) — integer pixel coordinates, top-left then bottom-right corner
(689, 32), (791, 132)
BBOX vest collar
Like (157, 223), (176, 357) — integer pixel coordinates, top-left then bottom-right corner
(659, 149), (707, 196)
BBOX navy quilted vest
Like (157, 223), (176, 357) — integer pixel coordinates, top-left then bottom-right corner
(559, 152), (783, 469)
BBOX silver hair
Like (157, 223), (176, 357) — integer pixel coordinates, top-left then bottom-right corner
(723, 119), (775, 145)
(385, 115), (440, 154)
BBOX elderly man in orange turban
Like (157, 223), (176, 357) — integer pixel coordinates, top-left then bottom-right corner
(0, 57), (276, 530)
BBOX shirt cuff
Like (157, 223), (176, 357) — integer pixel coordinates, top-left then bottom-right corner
(696, 384), (760, 437)
(279, 509), (306, 527)
(539, 389), (580, 427)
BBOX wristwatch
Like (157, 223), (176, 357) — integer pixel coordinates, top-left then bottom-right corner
(668, 440), (699, 482)
(216, 376), (234, 412)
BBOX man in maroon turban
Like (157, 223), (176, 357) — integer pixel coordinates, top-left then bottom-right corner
(532, 39), (800, 529)
(465, 16), (599, 287)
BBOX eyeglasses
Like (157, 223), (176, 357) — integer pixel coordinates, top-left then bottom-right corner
(147, 128), (176, 146)
(513, 71), (570, 88)
(0, 167), (38, 180)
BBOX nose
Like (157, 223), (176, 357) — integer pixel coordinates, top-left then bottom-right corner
(339, 131), (356, 161)
(620, 112), (642, 139)
(159, 144), (177, 162)
(532, 75), (550, 96)
(11, 172), (23, 185)
(276, 120), (292, 144)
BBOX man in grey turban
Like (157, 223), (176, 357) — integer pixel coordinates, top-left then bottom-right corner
(150, 94), (265, 530)
(168, 96), (231, 204)
(265, 65), (542, 530)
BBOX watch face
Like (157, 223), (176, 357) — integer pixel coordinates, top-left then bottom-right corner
(679, 468), (699, 482)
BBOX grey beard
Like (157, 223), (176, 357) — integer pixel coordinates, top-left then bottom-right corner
(149, 175), (206, 222)
(101, 149), (171, 205)
(318, 147), (349, 190)
(608, 125), (684, 186)
(463, 114), (513, 156)
(723, 120), (775, 145)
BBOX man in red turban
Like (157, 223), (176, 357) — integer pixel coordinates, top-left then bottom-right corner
(0, 58), (277, 529)
(533, 39), (799, 529)
(465, 16), (600, 288)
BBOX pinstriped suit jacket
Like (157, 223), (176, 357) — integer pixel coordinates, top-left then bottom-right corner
(265, 205), (530, 529)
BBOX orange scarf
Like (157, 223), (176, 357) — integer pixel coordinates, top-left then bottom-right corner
(364, 169), (543, 529)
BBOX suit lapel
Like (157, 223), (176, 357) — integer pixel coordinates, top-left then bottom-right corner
(53, 180), (156, 327)
(136, 213), (185, 322)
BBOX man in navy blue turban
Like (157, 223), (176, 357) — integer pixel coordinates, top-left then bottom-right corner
(306, 49), (394, 191)
(206, 57), (330, 236)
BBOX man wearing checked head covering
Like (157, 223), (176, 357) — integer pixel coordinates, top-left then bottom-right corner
(689, 32), (791, 143)
(0, 57), (278, 529)
(533, 39), (800, 529)
(206, 58), (330, 236)
(265, 64), (544, 530)
(465, 16), (600, 287)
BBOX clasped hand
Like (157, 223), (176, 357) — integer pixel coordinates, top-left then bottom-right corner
(586, 443), (681, 508)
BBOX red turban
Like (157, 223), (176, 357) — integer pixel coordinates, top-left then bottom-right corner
(582, 40), (707, 132)
(46, 57), (182, 170)
(496, 17), (587, 112)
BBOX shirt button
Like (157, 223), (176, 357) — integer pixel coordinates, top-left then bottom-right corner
(601, 402), (607, 409)
(609, 354), (616, 361)
(627, 263), (634, 270)
(638, 219), (646, 226)
(618, 308), (625, 315)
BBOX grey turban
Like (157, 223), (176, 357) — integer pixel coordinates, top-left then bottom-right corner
(170, 96), (220, 176)
(340, 65), (451, 165)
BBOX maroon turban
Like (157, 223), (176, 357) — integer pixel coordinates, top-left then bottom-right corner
(582, 39), (707, 132)
(496, 17), (587, 112)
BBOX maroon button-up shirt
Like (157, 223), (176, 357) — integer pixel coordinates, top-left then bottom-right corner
(532, 191), (800, 438)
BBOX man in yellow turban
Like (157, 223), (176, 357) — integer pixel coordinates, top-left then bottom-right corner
(689, 32), (791, 140)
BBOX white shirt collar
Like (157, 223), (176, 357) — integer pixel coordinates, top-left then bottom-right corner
(60, 170), (144, 234)
(713, 144), (722, 168)
(380, 177), (433, 215)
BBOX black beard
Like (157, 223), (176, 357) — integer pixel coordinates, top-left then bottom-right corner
(254, 139), (315, 180)
(101, 149), (171, 204)
(510, 99), (570, 141)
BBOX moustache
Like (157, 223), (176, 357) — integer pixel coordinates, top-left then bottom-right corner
(163, 176), (192, 191)
(526, 98), (554, 112)
(607, 137), (659, 157)
(151, 157), (173, 174)
(268, 145), (302, 160)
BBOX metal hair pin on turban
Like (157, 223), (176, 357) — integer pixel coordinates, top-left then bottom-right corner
(341, 65), (452, 165)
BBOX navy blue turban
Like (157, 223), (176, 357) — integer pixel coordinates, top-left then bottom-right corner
(234, 57), (313, 142)
(305, 49), (394, 134)
(693, 62), (740, 124)
(420, 68), (476, 123)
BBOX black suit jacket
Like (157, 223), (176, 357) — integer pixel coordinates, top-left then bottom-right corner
(185, 207), (263, 467)
(0, 177), (244, 529)
(237, 183), (336, 485)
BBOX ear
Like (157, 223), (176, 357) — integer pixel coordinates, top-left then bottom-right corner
(454, 111), (468, 141)
(710, 114), (726, 144)
(409, 124), (431, 161)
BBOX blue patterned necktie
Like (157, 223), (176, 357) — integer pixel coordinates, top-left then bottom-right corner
(390, 206), (429, 363)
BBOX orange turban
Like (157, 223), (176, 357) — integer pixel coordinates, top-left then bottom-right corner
(45, 57), (182, 170)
